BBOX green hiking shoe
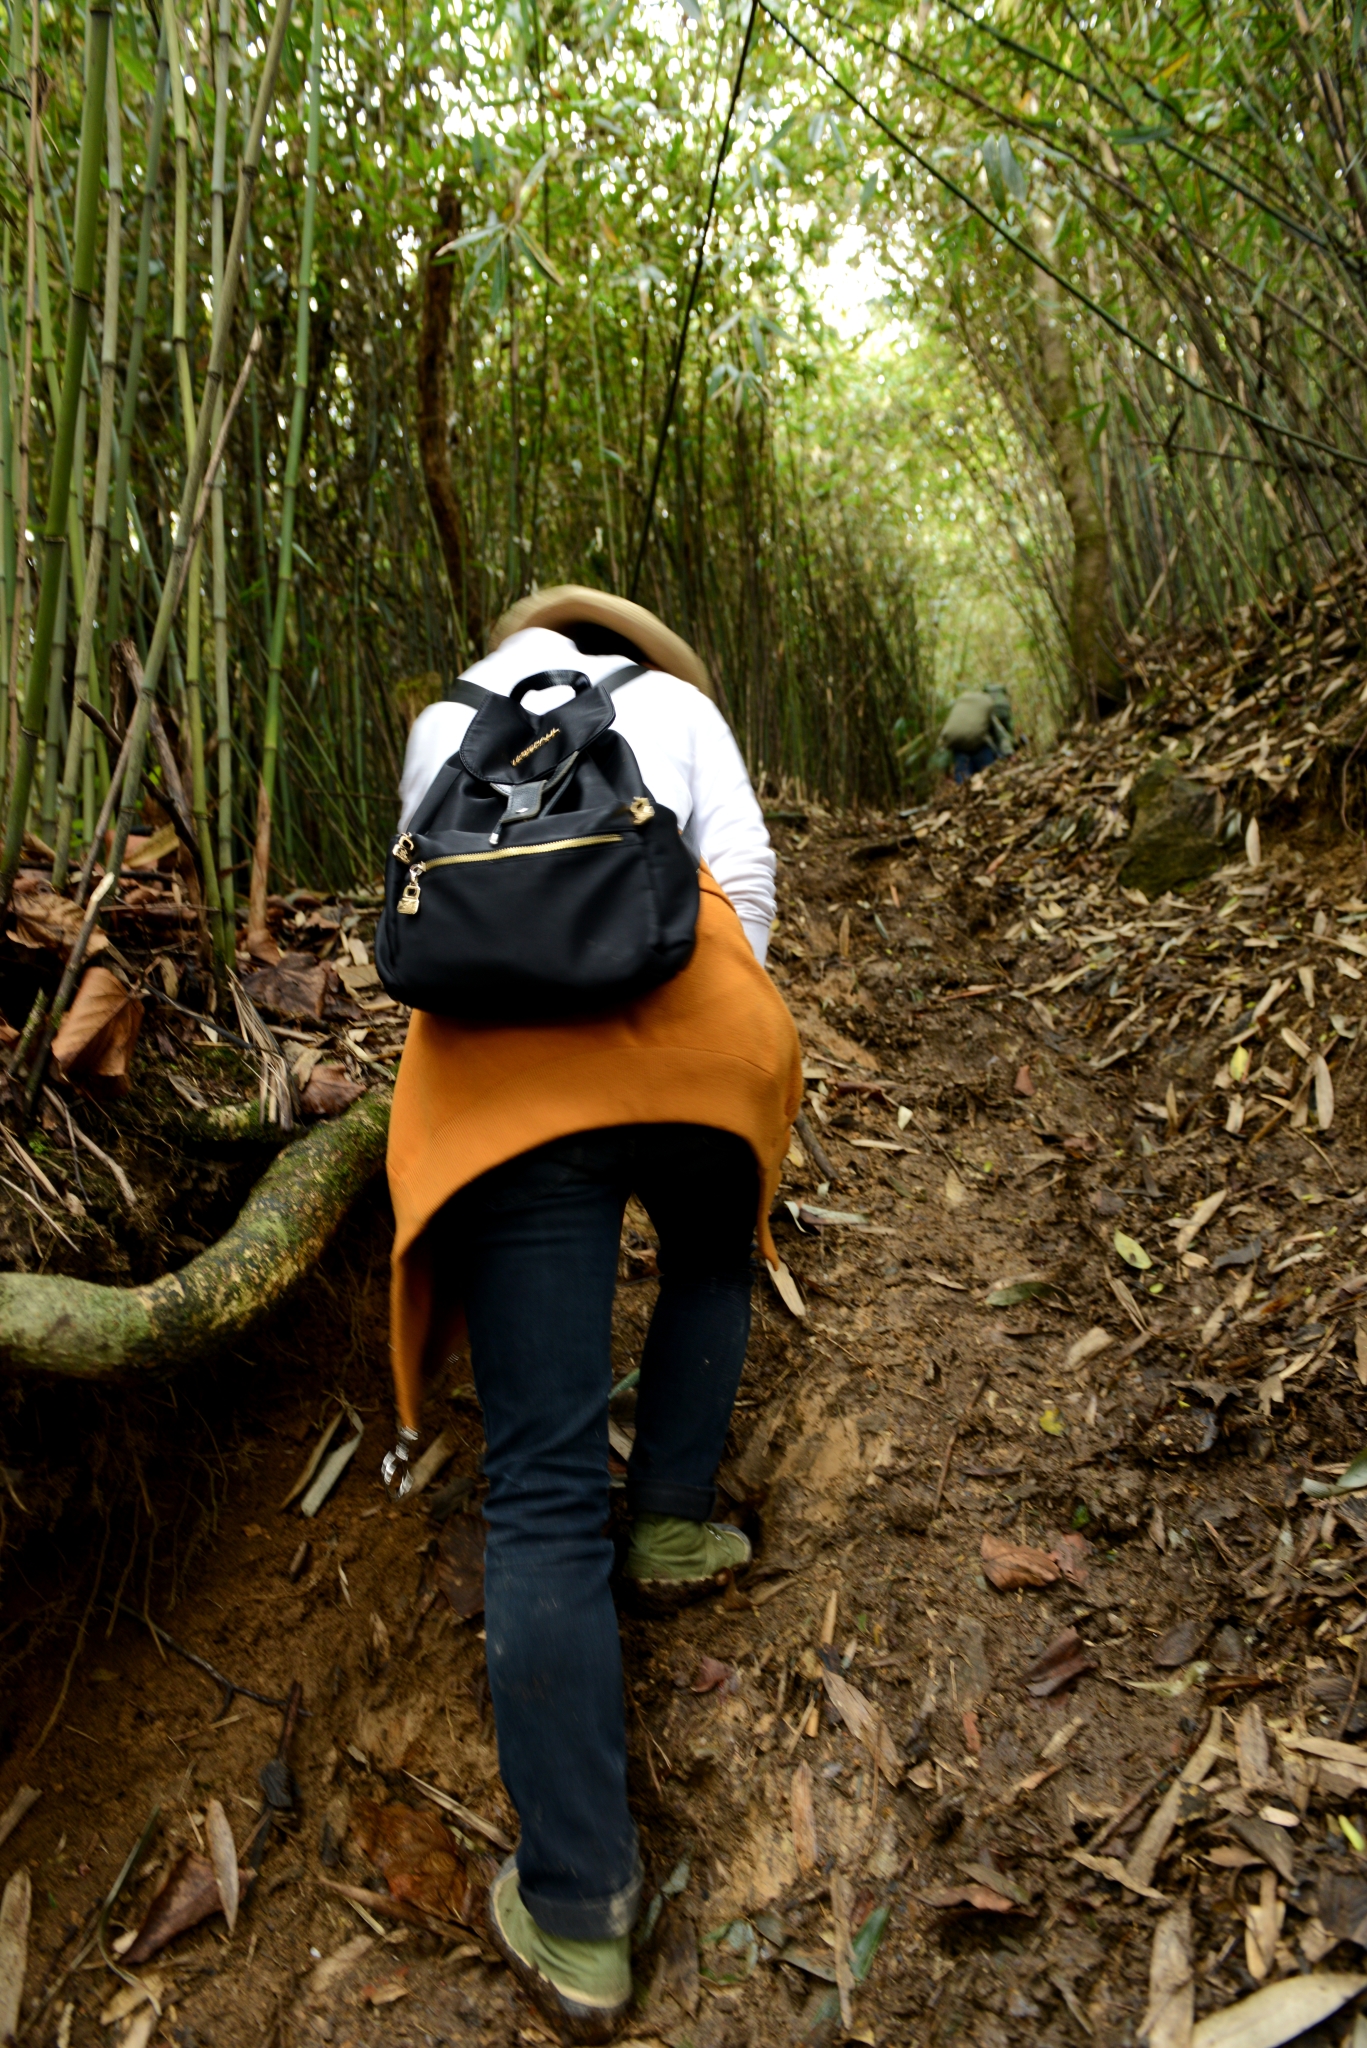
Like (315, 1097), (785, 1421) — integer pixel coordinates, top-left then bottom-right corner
(488, 1856), (632, 2045)
(624, 1513), (752, 1611)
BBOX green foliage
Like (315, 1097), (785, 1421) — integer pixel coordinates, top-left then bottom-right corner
(10, 0), (1361, 903)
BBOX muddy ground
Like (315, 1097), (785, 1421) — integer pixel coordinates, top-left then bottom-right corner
(7, 734), (1367, 2046)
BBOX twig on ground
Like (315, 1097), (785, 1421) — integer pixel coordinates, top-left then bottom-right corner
(44, 1090), (137, 1206)
(931, 1428), (958, 1517)
(795, 1108), (837, 1184)
(0, 1123), (61, 1200)
(0, 1785), (40, 1852)
(1336, 1640), (1367, 1741)
(402, 1771), (514, 1851)
(0, 1173), (78, 1249)
(1085, 1760), (1178, 1854)
(115, 1601), (292, 1716)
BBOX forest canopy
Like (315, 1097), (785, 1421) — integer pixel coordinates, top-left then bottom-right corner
(0, 0), (1361, 908)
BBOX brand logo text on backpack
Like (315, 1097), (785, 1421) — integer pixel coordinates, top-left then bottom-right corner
(511, 728), (561, 766)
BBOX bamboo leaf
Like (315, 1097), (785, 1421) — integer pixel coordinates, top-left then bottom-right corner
(514, 224), (565, 288)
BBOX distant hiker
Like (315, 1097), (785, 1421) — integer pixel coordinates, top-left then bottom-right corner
(379, 586), (801, 2042)
(940, 685), (1016, 782)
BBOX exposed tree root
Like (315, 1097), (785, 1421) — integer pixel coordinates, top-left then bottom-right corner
(0, 1089), (391, 1380)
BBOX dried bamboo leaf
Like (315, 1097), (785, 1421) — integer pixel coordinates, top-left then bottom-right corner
(1190, 1973), (1367, 2048)
(820, 1668), (902, 1783)
(1140, 1904), (1193, 2048)
(205, 1799), (239, 1937)
(0, 1868), (31, 2043)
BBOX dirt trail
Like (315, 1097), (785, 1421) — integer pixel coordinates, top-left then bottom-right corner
(8, 698), (1367, 2045)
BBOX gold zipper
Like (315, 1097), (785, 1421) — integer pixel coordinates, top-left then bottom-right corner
(397, 832), (625, 915)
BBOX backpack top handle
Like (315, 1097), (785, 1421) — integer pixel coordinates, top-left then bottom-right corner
(442, 662), (646, 711)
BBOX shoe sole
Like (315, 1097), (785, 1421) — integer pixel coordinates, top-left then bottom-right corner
(621, 1566), (745, 1616)
(487, 1866), (631, 2046)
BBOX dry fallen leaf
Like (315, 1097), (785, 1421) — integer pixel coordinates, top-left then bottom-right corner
(766, 1258), (806, 1318)
(943, 1167), (968, 1208)
(1152, 1616), (1209, 1669)
(434, 1514), (485, 1621)
(1140, 1904), (1193, 2048)
(360, 1972), (410, 2007)
(1312, 1052), (1334, 1130)
(1236, 1703), (1280, 1797)
(10, 876), (109, 957)
(1241, 1867), (1283, 1983)
(205, 1799), (239, 1938)
(689, 1657), (738, 1695)
(349, 1801), (486, 1925)
(1064, 1326), (1113, 1370)
(820, 1667), (902, 1783)
(1047, 1530), (1091, 1587)
(1070, 1850), (1168, 1902)
(99, 1973), (165, 2027)
(1018, 1628), (1096, 1699)
(125, 1850), (248, 1963)
(51, 966), (143, 1098)
(917, 1883), (1032, 1915)
(307, 1935), (375, 1998)
(1175, 1188), (1227, 1255)
(300, 1063), (366, 1116)
(980, 1533), (1060, 1591)
(1190, 1971), (1367, 2048)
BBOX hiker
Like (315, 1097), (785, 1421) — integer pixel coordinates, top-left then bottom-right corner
(380, 586), (802, 2042)
(940, 684), (1015, 782)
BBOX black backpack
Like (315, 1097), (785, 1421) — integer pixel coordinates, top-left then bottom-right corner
(375, 665), (700, 1021)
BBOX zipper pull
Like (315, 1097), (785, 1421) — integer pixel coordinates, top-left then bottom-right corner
(393, 832), (415, 863)
(398, 863), (425, 914)
(626, 797), (655, 826)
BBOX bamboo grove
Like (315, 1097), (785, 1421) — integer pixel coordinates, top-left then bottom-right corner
(5, 0), (1367, 942)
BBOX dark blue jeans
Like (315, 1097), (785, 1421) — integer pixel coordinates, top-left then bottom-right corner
(953, 742), (999, 782)
(435, 1123), (758, 1940)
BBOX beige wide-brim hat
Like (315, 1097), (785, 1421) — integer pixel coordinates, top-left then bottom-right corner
(489, 585), (716, 703)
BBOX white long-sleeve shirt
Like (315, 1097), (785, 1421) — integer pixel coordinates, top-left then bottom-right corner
(397, 626), (776, 963)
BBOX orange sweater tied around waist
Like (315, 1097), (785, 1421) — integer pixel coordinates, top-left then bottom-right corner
(386, 869), (803, 1429)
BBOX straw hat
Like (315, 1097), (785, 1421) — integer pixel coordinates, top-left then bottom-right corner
(489, 585), (715, 702)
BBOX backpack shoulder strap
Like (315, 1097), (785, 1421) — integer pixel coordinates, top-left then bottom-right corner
(601, 662), (648, 694)
(442, 676), (492, 711)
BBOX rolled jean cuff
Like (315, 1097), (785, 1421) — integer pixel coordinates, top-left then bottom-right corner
(519, 1853), (643, 1941)
(625, 1477), (718, 1521)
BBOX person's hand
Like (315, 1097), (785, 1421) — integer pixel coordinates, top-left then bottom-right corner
(381, 1421), (421, 1497)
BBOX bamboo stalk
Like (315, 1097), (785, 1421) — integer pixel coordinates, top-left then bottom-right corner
(164, 0), (196, 447)
(247, 0), (324, 944)
(0, 0), (111, 905)
(6, 0), (41, 804)
(209, 0), (235, 947)
(0, 0), (21, 763)
(52, 37), (124, 892)
(102, 18), (168, 664)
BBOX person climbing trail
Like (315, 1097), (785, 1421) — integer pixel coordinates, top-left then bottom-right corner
(379, 586), (802, 2042)
(939, 683), (1016, 782)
